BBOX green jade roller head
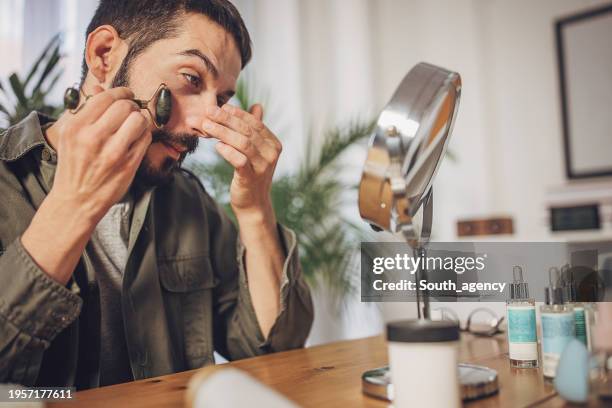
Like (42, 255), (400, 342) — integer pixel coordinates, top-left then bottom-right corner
(63, 87), (81, 110)
(63, 83), (172, 128)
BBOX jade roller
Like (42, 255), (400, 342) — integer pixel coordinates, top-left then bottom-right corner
(63, 83), (172, 128)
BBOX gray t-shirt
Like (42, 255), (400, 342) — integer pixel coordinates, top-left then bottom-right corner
(87, 196), (134, 386)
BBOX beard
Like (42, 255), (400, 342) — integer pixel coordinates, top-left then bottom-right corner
(133, 128), (200, 188)
(112, 55), (199, 189)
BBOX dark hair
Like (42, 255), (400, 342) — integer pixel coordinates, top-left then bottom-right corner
(81, 0), (251, 82)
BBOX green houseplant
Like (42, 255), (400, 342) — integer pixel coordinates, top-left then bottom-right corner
(0, 34), (63, 129)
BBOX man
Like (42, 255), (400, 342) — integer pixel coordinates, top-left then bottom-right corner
(0, 0), (313, 389)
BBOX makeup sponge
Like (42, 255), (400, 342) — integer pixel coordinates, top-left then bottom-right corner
(554, 338), (589, 404)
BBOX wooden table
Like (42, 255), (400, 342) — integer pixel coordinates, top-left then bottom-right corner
(50, 333), (595, 407)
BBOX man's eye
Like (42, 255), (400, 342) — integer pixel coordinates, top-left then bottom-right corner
(182, 73), (202, 88)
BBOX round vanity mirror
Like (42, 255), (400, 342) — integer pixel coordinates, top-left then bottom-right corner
(358, 62), (461, 243)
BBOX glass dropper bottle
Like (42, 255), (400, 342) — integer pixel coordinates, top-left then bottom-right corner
(506, 265), (538, 368)
(541, 267), (575, 379)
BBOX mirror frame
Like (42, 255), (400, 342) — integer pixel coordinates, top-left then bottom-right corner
(358, 62), (461, 237)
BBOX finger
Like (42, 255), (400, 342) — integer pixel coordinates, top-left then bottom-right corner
(79, 86), (135, 123)
(221, 104), (282, 150)
(93, 98), (140, 136)
(220, 104), (264, 132)
(217, 105), (271, 153)
(125, 126), (152, 168)
(202, 118), (262, 162)
(215, 142), (253, 175)
(115, 135), (151, 186)
(257, 139), (282, 165)
(105, 111), (149, 159)
(249, 103), (264, 121)
(91, 85), (105, 95)
(204, 105), (251, 137)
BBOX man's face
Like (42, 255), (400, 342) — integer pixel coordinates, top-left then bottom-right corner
(111, 13), (242, 187)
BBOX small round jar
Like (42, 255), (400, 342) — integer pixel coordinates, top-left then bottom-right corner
(387, 319), (461, 408)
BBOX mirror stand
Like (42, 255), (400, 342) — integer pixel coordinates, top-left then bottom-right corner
(358, 62), (498, 402)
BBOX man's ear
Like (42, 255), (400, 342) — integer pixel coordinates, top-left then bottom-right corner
(84, 24), (127, 86)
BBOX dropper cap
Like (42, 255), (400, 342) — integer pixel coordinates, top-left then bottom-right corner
(509, 265), (529, 300)
(560, 264), (577, 302)
(545, 267), (565, 305)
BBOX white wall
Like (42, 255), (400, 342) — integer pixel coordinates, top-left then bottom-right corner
(0, 0), (25, 77)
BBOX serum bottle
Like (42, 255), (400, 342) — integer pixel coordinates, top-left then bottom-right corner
(560, 265), (592, 349)
(541, 267), (575, 380)
(506, 265), (538, 368)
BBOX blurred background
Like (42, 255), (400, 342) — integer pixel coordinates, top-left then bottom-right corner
(1, 0), (611, 346)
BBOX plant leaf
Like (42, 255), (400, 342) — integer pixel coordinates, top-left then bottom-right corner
(31, 44), (61, 96)
(8, 74), (29, 109)
(235, 78), (250, 111)
(41, 69), (63, 98)
(0, 103), (10, 116)
(299, 119), (375, 187)
(1, 34), (63, 125)
(24, 34), (60, 88)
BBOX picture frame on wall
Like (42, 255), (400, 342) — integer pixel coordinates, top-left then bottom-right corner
(556, 3), (612, 179)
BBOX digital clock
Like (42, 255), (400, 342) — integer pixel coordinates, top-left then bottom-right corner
(550, 204), (600, 231)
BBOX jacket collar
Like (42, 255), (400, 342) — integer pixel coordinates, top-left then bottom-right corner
(0, 111), (55, 162)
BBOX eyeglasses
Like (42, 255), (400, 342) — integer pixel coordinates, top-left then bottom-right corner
(434, 307), (505, 337)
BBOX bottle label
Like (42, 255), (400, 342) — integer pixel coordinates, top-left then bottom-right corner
(574, 307), (587, 345)
(543, 353), (560, 378)
(507, 306), (537, 343)
(541, 312), (575, 377)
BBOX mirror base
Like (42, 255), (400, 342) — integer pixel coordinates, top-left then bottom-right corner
(361, 364), (499, 402)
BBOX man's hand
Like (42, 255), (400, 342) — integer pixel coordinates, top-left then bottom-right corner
(202, 103), (286, 337)
(21, 86), (151, 285)
(50, 86), (151, 221)
(202, 103), (281, 221)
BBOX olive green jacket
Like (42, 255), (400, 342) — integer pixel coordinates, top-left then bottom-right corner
(0, 112), (313, 389)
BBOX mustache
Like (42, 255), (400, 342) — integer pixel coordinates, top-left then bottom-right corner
(151, 129), (199, 157)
